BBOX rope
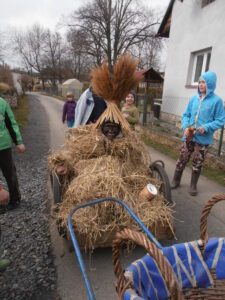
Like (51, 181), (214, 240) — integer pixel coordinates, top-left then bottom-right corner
(200, 193), (225, 249)
(112, 228), (184, 300)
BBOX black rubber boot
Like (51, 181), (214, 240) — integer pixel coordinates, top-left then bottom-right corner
(171, 170), (183, 189)
(189, 171), (201, 196)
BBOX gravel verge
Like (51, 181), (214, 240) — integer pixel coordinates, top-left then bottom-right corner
(0, 95), (57, 300)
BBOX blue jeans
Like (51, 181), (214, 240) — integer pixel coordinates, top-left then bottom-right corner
(67, 120), (74, 128)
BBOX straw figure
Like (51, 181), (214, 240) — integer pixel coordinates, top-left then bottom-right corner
(49, 53), (174, 251)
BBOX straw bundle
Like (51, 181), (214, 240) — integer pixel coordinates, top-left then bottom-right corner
(90, 52), (142, 131)
(56, 155), (174, 250)
(48, 124), (151, 179)
(90, 53), (140, 103)
(49, 125), (174, 250)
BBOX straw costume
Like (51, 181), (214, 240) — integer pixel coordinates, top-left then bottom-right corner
(49, 53), (174, 251)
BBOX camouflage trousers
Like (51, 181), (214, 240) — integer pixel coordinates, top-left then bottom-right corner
(176, 141), (209, 172)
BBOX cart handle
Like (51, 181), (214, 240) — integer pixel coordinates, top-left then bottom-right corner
(200, 193), (225, 251)
(67, 197), (163, 300)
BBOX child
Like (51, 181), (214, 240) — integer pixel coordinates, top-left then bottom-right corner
(122, 92), (139, 129)
(171, 71), (225, 195)
(62, 92), (76, 128)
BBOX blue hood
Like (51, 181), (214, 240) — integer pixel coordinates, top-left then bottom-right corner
(198, 71), (217, 97)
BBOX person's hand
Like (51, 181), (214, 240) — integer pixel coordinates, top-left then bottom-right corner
(56, 165), (67, 175)
(197, 126), (205, 134)
(122, 113), (128, 118)
(184, 128), (189, 136)
(16, 144), (25, 153)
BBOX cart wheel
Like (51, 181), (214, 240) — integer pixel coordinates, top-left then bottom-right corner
(52, 172), (62, 204)
(151, 163), (172, 205)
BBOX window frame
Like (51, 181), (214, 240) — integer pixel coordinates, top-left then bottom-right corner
(191, 49), (212, 85)
(202, 0), (216, 8)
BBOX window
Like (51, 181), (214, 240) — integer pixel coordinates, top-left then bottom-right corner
(202, 0), (215, 8)
(194, 54), (204, 82)
(205, 53), (211, 71)
(191, 48), (212, 84)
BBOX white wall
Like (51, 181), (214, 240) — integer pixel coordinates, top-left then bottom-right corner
(12, 72), (22, 95)
(162, 0), (225, 116)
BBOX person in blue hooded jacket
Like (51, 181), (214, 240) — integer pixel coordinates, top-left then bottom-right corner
(171, 71), (225, 196)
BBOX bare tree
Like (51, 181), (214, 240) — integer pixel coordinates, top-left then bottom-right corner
(132, 36), (164, 70)
(13, 24), (68, 87)
(68, 0), (160, 70)
(13, 24), (46, 87)
(0, 30), (7, 63)
(17, 74), (32, 95)
(42, 30), (66, 85)
(66, 28), (96, 79)
(13, 24), (46, 73)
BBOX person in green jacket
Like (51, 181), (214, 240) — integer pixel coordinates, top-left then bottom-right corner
(122, 92), (139, 129)
(0, 97), (25, 213)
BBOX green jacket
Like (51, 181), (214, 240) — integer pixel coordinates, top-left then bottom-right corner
(0, 97), (22, 151)
(121, 104), (139, 129)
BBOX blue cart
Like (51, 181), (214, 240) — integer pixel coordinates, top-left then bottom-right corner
(68, 197), (162, 300)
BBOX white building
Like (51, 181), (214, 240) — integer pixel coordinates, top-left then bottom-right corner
(157, 0), (225, 122)
(12, 72), (22, 95)
(62, 79), (83, 99)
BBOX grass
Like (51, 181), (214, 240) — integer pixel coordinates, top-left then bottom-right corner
(12, 95), (29, 131)
(142, 132), (225, 186)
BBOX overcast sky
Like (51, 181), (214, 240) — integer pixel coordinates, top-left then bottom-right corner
(0, 0), (170, 68)
(1, 0), (170, 31)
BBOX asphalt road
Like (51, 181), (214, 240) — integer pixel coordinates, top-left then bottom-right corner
(33, 92), (225, 300)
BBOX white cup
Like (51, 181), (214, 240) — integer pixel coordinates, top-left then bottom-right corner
(139, 183), (158, 201)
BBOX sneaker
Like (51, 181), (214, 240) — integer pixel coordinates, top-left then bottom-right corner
(0, 259), (10, 271)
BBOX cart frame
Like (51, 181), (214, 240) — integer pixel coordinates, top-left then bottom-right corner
(67, 197), (163, 300)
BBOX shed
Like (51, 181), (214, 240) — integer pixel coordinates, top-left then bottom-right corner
(62, 79), (83, 99)
(135, 68), (164, 123)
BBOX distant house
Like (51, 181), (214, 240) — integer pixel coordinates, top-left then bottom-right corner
(157, 0), (225, 122)
(12, 72), (22, 95)
(135, 68), (164, 89)
(62, 79), (83, 99)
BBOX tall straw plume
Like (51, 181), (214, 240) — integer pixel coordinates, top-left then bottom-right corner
(90, 52), (142, 130)
(91, 52), (141, 104)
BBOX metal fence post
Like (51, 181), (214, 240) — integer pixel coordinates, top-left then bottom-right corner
(217, 125), (224, 157)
